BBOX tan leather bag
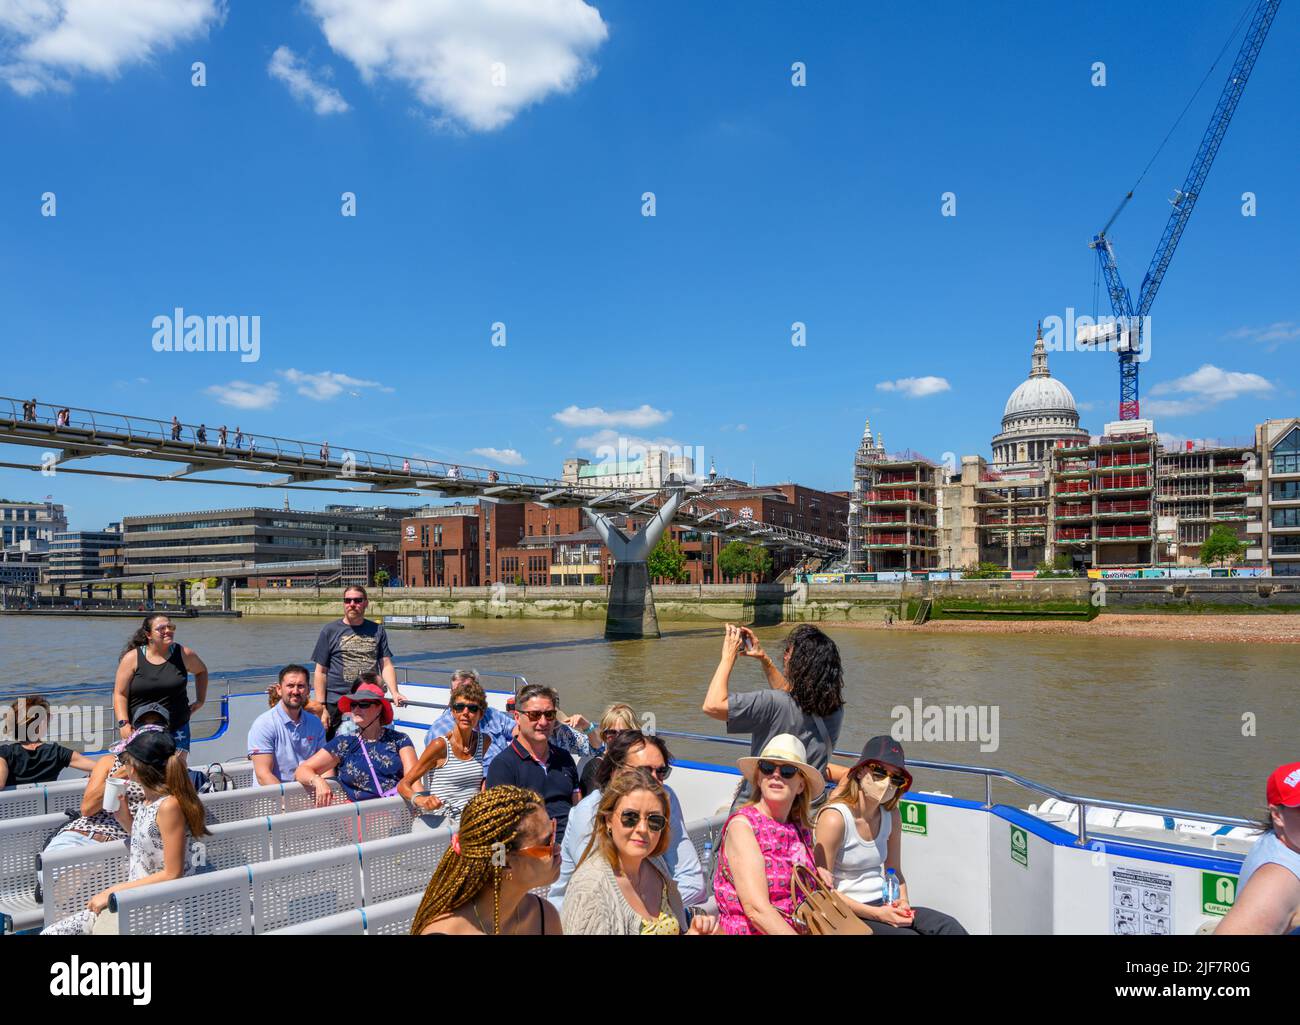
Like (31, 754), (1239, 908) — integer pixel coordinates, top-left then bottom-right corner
(790, 864), (871, 935)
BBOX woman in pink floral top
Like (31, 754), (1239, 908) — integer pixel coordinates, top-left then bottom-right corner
(714, 734), (824, 934)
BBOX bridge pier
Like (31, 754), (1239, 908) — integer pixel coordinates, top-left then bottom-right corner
(177, 580), (188, 607)
(145, 582), (155, 609)
(221, 578), (233, 612)
(587, 490), (683, 640)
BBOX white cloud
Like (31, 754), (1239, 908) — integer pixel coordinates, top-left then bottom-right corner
(553, 404), (670, 429)
(268, 45), (348, 115)
(0, 0), (224, 96)
(280, 369), (394, 400)
(1225, 321), (1300, 350)
(876, 376), (951, 398)
(470, 446), (525, 466)
(573, 428), (686, 459)
(552, 436), (564, 445)
(1145, 364), (1273, 417)
(205, 381), (280, 410)
(302, 0), (608, 132)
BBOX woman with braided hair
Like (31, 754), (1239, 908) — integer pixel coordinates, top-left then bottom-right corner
(411, 785), (562, 935)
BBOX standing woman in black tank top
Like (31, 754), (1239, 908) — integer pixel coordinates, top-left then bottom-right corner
(113, 615), (209, 753)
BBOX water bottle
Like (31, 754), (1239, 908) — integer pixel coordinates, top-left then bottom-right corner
(702, 841), (714, 883)
(882, 867), (900, 904)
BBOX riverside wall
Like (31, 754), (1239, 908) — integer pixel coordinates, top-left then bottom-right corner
(231, 577), (1300, 622)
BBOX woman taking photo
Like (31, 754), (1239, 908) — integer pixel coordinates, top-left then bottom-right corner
(113, 614), (208, 752)
(714, 734), (822, 935)
(562, 767), (716, 935)
(410, 785), (562, 935)
(396, 677), (488, 829)
(814, 736), (966, 935)
(42, 727), (210, 934)
(703, 623), (846, 808)
(295, 681), (416, 804)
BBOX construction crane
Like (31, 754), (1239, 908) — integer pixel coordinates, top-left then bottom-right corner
(1086, 0), (1280, 420)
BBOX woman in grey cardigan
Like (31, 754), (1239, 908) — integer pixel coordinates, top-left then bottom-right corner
(560, 767), (717, 935)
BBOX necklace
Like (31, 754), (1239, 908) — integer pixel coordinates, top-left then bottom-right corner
(470, 894), (521, 935)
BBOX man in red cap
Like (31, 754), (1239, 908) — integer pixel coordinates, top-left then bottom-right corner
(1217, 761), (1300, 935)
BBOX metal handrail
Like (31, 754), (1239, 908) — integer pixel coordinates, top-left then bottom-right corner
(651, 728), (1256, 848)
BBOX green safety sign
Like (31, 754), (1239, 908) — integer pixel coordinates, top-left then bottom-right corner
(1201, 872), (1238, 916)
(899, 800), (927, 836)
(1010, 825), (1029, 868)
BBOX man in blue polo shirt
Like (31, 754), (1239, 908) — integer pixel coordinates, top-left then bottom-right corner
(484, 682), (580, 842)
(247, 664), (327, 784)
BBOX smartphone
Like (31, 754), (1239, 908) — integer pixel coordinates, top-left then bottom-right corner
(740, 631), (753, 652)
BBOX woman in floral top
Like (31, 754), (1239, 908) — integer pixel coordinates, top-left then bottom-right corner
(714, 734), (825, 935)
(294, 682), (416, 804)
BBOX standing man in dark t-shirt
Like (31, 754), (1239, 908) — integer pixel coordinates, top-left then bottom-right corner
(311, 585), (409, 738)
(485, 683), (580, 843)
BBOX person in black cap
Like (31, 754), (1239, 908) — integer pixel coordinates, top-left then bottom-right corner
(813, 735), (967, 936)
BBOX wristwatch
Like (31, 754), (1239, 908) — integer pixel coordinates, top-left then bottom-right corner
(116, 719), (129, 729)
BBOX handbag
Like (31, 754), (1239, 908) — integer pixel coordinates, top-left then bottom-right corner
(790, 863), (871, 935)
(354, 735), (399, 799)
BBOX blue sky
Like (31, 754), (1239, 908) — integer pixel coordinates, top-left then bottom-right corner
(1, 0), (1297, 531)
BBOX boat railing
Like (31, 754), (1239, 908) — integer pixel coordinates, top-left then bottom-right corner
(651, 728), (1258, 849)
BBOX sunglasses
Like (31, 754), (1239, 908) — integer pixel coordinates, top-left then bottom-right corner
(520, 708), (558, 722)
(451, 702), (482, 714)
(618, 810), (668, 832)
(862, 762), (909, 789)
(758, 760), (800, 780)
(343, 597), (367, 605)
(350, 700), (381, 710)
(515, 820), (557, 859)
(645, 764), (672, 781)
(600, 728), (623, 743)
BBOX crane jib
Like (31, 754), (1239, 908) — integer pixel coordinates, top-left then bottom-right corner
(1089, 0), (1280, 420)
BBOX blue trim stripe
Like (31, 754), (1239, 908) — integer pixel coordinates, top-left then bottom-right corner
(360, 907), (369, 932)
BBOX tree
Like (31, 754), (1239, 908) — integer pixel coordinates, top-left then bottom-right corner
(718, 541), (772, 582)
(373, 568), (390, 595)
(1200, 524), (1245, 567)
(963, 561), (1008, 579)
(646, 536), (688, 583)
(1035, 553), (1075, 578)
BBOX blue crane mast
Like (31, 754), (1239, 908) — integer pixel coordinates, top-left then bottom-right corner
(1088, 0), (1280, 420)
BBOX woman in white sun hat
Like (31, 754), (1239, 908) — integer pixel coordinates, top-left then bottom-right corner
(713, 733), (824, 934)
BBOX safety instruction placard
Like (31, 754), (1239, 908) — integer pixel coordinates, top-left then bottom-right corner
(1111, 866), (1173, 936)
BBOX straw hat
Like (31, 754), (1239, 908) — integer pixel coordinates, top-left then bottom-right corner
(737, 733), (824, 797)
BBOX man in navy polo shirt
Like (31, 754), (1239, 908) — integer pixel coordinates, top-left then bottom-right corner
(247, 664), (327, 784)
(485, 682), (580, 843)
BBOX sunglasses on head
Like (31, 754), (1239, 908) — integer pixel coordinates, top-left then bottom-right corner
(520, 708), (557, 722)
(617, 810), (667, 832)
(861, 762), (909, 789)
(451, 702), (481, 714)
(758, 760), (800, 780)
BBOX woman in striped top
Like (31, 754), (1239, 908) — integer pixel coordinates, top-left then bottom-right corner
(397, 677), (488, 829)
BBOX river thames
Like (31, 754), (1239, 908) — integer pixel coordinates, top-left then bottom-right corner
(3, 615), (1297, 818)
